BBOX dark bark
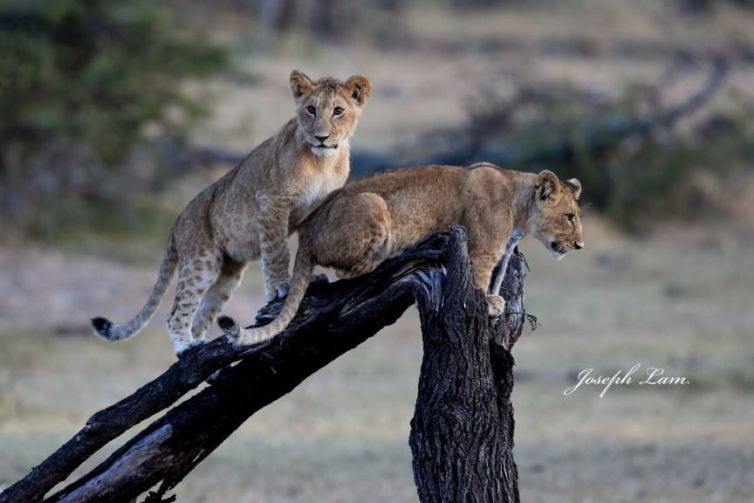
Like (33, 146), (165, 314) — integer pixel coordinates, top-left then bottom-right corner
(409, 229), (526, 503)
(1, 228), (529, 503)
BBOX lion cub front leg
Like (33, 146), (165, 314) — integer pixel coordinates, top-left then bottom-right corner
(477, 229), (526, 317)
(258, 194), (293, 302)
(470, 234), (514, 317)
(466, 214), (510, 317)
(489, 229), (526, 298)
(470, 254), (507, 317)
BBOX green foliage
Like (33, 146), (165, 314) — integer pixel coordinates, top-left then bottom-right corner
(603, 120), (752, 230)
(0, 0), (227, 160)
(0, 0), (229, 244)
(551, 101), (753, 230)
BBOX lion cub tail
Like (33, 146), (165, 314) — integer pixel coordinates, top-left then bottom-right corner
(218, 248), (314, 346)
(91, 238), (178, 342)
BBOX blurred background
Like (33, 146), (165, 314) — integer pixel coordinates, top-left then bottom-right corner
(1, 0), (753, 501)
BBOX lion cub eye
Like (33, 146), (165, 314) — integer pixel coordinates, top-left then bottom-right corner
(565, 213), (575, 224)
(333, 106), (344, 117)
(306, 105), (316, 116)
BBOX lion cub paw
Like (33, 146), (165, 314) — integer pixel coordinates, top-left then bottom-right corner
(264, 281), (290, 303)
(175, 338), (207, 359)
(486, 295), (506, 317)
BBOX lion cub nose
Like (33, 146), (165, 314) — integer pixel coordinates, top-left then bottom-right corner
(315, 134), (330, 142)
(574, 241), (584, 250)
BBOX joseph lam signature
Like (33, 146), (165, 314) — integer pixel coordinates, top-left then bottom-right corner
(563, 363), (690, 398)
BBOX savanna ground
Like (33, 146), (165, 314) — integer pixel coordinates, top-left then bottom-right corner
(2, 1), (754, 501)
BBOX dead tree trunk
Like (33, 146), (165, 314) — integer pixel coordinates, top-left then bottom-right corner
(410, 228), (526, 503)
(0, 227), (529, 503)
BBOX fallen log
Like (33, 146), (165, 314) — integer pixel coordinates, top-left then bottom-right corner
(1, 227), (529, 502)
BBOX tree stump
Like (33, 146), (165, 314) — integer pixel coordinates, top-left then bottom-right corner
(410, 227), (525, 503)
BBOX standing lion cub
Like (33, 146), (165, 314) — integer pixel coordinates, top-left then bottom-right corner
(92, 70), (371, 355)
(220, 163), (584, 345)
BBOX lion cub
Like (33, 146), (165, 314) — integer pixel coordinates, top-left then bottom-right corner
(220, 164), (584, 345)
(92, 70), (371, 355)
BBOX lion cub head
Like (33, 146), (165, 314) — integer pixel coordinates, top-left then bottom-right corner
(530, 170), (585, 260)
(289, 70), (371, 157)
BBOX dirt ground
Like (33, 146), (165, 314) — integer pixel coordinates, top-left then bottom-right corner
(2, 2), (754, 501)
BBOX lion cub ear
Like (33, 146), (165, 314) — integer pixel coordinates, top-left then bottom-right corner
(290, 70), (315, 99)
(565, 178), (582, 200)
(344, 75), (372, 107)
(535, 170), (561, 203)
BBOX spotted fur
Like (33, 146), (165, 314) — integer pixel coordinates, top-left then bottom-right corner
(220, 164), (584, 346)
(91, 70), (371, 355)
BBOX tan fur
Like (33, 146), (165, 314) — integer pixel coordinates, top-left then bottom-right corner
(92, 70), (371, 354)
(221, 164), (584, 345)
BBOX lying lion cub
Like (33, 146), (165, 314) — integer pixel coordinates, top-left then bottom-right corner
(219, 163), (584, 345)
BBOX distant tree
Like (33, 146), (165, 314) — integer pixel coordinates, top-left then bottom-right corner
(0, 0), (229, 241)
(0, 0), (228, 162)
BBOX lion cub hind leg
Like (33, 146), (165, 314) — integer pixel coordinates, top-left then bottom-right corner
(315, 193), (392, 280)
(191, 258), (247, 341)
(167, 251), (222, 355)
